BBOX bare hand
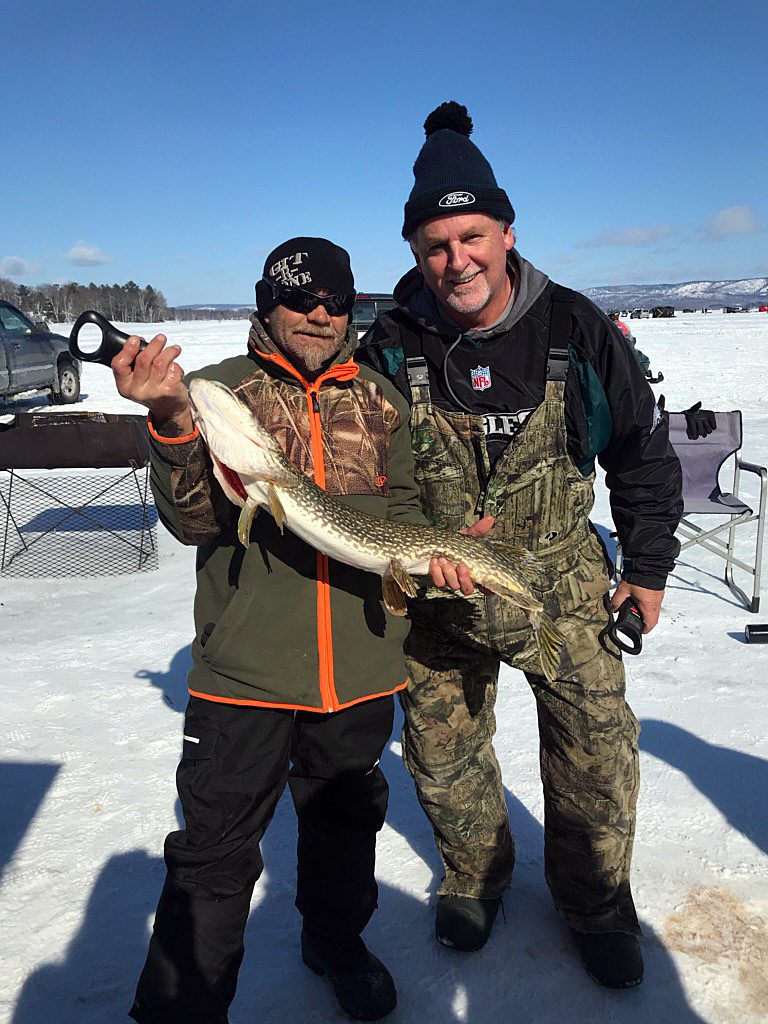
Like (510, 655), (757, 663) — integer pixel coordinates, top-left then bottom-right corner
(429, 515), (495, 595)
(611, 580), (664, 633)
(111, 334), (193, 434)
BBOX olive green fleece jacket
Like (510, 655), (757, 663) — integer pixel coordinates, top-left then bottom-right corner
(148, 321), (427, 712)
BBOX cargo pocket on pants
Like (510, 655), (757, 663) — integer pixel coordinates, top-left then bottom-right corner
(176, 710), (222, 843)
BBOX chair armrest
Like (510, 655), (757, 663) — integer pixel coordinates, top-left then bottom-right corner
(737, 459), (767, 478)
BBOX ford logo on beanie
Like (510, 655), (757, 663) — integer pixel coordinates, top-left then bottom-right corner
(439, 191), (476, 208)
(402, 102), (515, 239)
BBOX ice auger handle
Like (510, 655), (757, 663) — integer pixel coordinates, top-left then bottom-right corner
(69, 310), (147, 367)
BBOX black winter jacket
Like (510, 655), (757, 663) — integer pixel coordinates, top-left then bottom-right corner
(358, 257), (682, 590)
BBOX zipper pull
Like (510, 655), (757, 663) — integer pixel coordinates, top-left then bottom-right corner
(311, 391), (320, 414)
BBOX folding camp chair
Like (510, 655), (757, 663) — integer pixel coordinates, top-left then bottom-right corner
(667, 411), (766, 612)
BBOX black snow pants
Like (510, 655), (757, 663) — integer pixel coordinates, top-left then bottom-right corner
(129, 693), (395, 1024)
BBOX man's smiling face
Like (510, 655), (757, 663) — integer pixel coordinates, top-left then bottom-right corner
(411, 212), (514, 326)
(265, 290), (348, 377)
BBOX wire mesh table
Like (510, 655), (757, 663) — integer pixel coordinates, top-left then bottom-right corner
(0, 412), (158, 578)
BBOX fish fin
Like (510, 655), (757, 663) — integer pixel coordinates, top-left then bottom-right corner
(237, 497), (259, 548)
(389, 558), (418, 598)
(382, 574), (408, 616)
(263, 469), (299, 488)
(483, 579), (540, 612)
(487, 539), (542, 573)
(267, 483), (286, 534)
(381, 559), (418, 616)
(529, 611), (566, 683)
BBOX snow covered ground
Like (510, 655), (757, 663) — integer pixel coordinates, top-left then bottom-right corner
(1, 312), (766, 1024)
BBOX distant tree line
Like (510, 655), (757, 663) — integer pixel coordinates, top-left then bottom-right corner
(170, 306), (253, 321)
(0, 278), (169, 323)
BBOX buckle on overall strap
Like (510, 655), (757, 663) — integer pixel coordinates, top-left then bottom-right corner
(406, 356), (430, 388)
(546, 347), (569, 381)
(547, 286), (575, 383)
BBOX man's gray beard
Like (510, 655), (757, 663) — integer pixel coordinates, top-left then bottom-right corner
(444, 275), (491, 315)
(280, 332), (342, 374)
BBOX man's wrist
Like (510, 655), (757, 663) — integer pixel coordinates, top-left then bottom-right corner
(622, 570), (667, 591)
(148, 404), (194, 439)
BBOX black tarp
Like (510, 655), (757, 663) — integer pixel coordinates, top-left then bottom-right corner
(0, 413), (149, 470)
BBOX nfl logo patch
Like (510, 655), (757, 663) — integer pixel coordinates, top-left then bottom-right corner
(470, 365), (492, 392)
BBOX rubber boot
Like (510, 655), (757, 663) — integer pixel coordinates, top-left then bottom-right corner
(435, 895), (501, 952)
(570, 928), (644, 988)
(301, 929), (397, 1021)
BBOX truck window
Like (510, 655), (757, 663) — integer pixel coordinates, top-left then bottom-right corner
(352, 300), (377, 325)
(0, 307), (34, 333)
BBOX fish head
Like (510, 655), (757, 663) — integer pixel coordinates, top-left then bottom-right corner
(188, 378), (286, 480)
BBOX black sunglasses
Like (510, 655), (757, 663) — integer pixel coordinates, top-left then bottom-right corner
(262, 277), (356, 317)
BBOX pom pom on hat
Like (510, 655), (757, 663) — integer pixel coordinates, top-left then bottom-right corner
(423, 101), (474, 138)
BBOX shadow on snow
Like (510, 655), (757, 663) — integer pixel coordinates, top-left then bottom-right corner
(0, 762), (60, 880)
(639, 717), (768, 856)
(11, 680), (709, 1023)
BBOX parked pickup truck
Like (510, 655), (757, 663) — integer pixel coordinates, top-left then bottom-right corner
(0, 301), (81, 404)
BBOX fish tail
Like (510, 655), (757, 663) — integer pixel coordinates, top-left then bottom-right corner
(530, 610), (566, 683)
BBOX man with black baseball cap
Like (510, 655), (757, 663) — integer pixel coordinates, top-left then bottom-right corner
(359, 103), (683, 988)
(113, 236), (429, 1022)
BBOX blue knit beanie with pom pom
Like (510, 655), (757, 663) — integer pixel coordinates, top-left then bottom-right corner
(402, 101), (515, 239)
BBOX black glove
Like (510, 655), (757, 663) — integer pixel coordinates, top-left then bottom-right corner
(683, 401), (717, 439)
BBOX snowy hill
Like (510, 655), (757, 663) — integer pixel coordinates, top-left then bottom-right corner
(584, 277), (768, 311)
(176, 278), (768, 314)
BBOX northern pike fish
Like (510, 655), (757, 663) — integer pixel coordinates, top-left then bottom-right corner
(188, 378), (566, 681)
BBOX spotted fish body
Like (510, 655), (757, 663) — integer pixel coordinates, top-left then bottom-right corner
(188, 378), (566, 681)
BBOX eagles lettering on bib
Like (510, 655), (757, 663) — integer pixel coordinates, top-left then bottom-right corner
(483, 410), (535, 438)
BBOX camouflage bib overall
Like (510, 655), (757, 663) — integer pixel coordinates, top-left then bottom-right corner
(399, 289), (641, 935)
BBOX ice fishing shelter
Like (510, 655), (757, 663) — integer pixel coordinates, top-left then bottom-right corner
(0, 412), (157, 577)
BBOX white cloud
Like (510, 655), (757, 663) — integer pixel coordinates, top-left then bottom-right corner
(705, 206), (757, 240)
(578, 224), (675, 249)
(66, 241), (110, 266)
(0, 255), (42, 277)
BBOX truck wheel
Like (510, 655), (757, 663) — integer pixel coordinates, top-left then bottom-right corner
(49, 360), (81, 405)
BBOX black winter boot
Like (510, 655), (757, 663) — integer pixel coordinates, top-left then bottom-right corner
(301, 929), (397, 1021)
(570, 928), (644, 988)
(435, 895), (501, 951)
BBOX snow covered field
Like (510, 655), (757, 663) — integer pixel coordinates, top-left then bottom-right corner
(1, 312), (766, 1024)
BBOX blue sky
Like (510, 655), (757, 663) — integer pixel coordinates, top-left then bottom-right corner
(3, 0), (766, 305)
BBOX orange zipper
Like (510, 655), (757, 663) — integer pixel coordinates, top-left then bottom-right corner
(306, 385), (339, 713)
(249, 345), (359, 713)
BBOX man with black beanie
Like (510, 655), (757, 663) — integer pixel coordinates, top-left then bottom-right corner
(359, 103), (683, 988)
(112, 236), (431, 1022)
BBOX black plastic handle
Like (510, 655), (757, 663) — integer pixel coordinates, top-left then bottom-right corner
(609, 597), (644, 655)
(69, 310), (147, 366)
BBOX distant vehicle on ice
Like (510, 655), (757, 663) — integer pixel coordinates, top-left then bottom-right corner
(0, 300), (81, 404)
(351, 293), (395, 334)
(630, 308), (651, 319)
(724, 306), (747, 313)
(759, 305), (768, 313)
(608, 311), (663, 384)
(682, 308), (695, 313)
